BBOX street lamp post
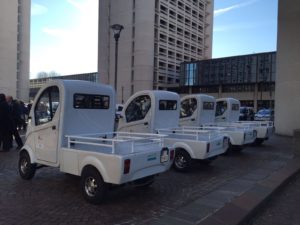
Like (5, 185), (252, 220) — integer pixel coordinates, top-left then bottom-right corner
(110, 24), (124, 94)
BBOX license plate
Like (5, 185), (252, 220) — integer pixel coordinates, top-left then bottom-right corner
(160, 148), (169, 163)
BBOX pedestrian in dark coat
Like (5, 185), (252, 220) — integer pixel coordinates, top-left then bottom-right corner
(0, 93), (12, 151)
(6, 96), (23, 149)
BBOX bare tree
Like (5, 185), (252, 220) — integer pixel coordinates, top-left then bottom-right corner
(36, 71), (61, 78)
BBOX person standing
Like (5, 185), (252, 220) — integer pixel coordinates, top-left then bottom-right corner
(6, 96), (23, 149)
(0, 93), (11, 151)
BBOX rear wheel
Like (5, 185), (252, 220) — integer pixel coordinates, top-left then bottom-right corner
(18, 151), (36, 180)
(173, 149), (192, 172)
(200, 156), (217, 165)
(231, 145), (244, 153)
(254, 138), (264, 146)
(134, 175), (155, 190)
(80, 167), (108, 204)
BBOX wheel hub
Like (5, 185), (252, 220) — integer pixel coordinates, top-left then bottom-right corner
(85, 177), (98, 197)
(175, 155), (186, 168)
(20, 158), (29, 174)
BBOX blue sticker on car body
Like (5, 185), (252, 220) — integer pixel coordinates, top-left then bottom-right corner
(147, 153), (157, 161)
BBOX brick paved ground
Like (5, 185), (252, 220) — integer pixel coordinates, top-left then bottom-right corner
(0, 135), (294, 225)
(245, 172), (300, 225)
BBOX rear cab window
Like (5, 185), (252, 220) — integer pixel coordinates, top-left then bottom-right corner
(159, 100), (177, 110)
(73, 94), (109, 109)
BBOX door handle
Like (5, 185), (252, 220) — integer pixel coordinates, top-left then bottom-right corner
(191, 118), (195, 121)
(144, 122), (149, 125)
(52, 125), (56, 130)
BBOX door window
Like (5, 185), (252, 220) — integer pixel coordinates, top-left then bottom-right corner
(216, 101), (227, 117)
(34, 86), (60, 126)
(125, 95), (151, 122)
(180, 98), (197, 118)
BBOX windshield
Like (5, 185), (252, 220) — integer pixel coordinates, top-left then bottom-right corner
(240, 108), (247, 113)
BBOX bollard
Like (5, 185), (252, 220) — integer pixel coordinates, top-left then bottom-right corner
(293, 129), (300, 158)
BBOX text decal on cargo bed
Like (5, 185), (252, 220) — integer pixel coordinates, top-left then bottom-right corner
(147, 153), (157, 161)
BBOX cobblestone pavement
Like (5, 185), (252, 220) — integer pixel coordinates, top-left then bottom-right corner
(0, 135), (294, 225)
(246, 172), (300, 225)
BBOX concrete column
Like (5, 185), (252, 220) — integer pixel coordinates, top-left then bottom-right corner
(293, 129), (300, 158)
(275, 0), (300, 136)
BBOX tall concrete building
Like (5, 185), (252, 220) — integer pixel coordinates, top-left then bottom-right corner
(275, 0), (300, 136)
(0, 0), (30, 101)
(98, 0), (214, 103)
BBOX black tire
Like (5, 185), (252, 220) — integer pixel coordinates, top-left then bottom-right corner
(80, 166), (107, 204)
(233, 146), (244, 152)
(230, 145), (244, 153)
(18, 151), (36, 180)
(222, 141), (232, 156)
(133, 175), (155, 190)
(254, 138), (264, 146)
(200, 156), (218, 165)
(173, 149), (192, 172)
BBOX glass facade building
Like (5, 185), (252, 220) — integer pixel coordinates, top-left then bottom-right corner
(176, 52), (276, 110)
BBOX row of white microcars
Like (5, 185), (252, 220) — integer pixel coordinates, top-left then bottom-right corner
(18, 80), (274, 204)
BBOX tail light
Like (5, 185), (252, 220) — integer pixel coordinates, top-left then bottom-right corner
(124, 159), (131, 174)
(170, 149), (175, 160)
(206, 143), (210, 153)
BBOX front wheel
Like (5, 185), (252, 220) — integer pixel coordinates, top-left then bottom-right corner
(19, 151), (36, 180)
(80, 167), (108, 204)
(173, 149), (192, 172)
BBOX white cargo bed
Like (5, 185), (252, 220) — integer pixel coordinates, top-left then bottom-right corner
(60, 132), (171, 184)
(197, 124), (256, 146)
(157, 127), (227, 160)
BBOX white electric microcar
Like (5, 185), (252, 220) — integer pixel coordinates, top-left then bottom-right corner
(118, 90), (228, 172)
(18, 80), (174, 204)
(179, 94), (256, 153)
(215, 98), (274, 145)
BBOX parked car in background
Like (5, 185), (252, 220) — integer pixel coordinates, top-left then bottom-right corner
(239, 107), (255, 121)
(254, 109), (274, 121)
(116, 104), (123, 118)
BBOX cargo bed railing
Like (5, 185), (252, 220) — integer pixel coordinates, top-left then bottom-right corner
(200, 123), (253, 132)
(65, 132), (166, 154)
(157, 127), (222, 141)
(233, 121), (274, 127)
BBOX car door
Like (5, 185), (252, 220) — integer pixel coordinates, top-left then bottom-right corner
(215, 100), (227, 122)
(118, 95), (152, 133)
(179, 98), (197, 126)
(33, 86), (60, 164)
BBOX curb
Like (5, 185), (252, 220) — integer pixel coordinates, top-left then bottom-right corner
(196, 158), (300, 225)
